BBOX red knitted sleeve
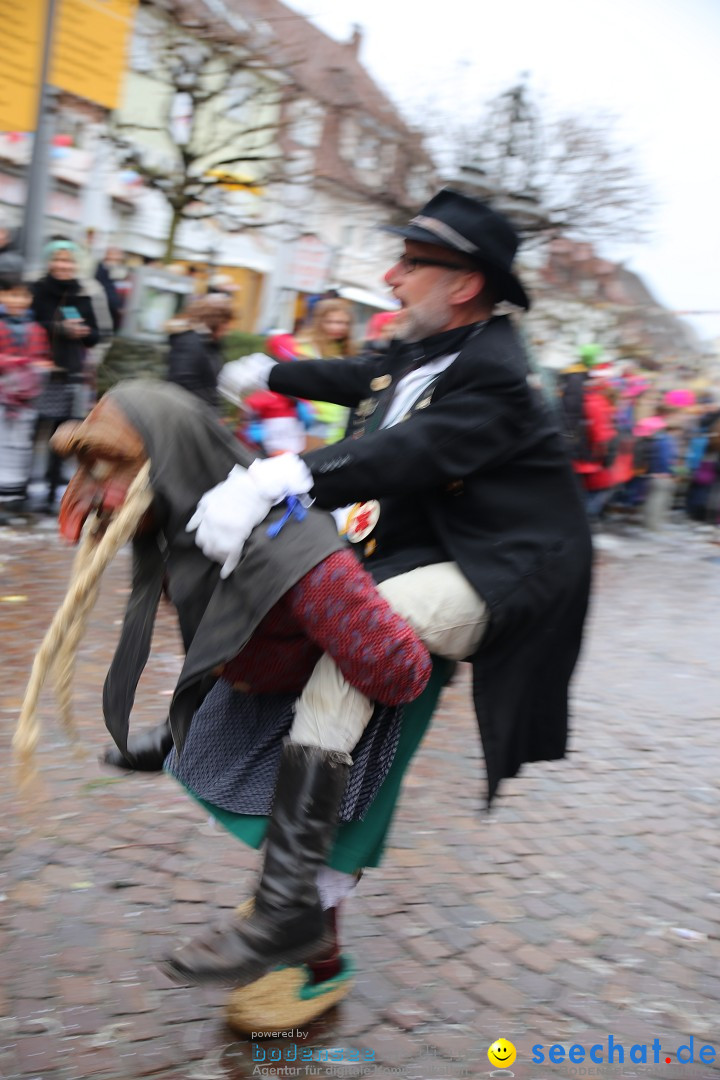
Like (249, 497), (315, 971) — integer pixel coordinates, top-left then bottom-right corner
(286, 549), (431, 705)
(29, 322), (50, 365)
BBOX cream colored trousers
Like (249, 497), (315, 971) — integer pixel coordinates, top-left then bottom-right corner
(289, 562), (489, 754)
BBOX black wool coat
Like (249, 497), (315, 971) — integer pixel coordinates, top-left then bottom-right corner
(270, 316), (593, 803)
(166, 328), (224, 408)
(31, 275), (100, 376)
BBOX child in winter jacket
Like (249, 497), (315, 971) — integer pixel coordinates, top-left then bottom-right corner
(0, 281), (51, 506)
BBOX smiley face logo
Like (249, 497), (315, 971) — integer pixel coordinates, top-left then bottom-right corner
(488, 1039), (517, 1068)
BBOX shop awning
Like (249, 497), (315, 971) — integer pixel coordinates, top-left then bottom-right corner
(337, 286), (399, 312)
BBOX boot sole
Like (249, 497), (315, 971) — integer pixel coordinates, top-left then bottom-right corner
(159, 930), (335, 989)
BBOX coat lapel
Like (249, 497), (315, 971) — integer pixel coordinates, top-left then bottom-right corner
(350, 345), (421, 437)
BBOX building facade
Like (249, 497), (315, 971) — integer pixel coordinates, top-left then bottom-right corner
(0, 0), (435, 337)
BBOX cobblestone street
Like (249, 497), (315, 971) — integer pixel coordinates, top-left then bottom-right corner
(1, 518), (720, 1080)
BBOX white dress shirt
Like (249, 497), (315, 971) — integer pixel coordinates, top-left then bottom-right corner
(381, 352), (459, 429)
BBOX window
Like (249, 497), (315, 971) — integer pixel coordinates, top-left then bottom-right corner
(226, 71), (259, 125)
(405, 165), (431, 203)
(379, 142), (397, 178)
(339, 117), (359, 161)
(288, 98), (325, 148)
(356, 135), (379, 172)
(129, 9), (160, 72)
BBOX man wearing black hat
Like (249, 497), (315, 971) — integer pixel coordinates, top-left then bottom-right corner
(172, 189), (593, 986)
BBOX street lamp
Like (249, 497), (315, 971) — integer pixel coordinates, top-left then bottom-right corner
(450, 80), (554, 241)
(451, 166), (551, 240)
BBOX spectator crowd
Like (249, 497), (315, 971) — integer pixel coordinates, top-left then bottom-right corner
(556, 347), (720, 532)
(1, 213), (718, 539)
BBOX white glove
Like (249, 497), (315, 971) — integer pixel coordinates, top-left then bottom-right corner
(187, 455), (315, 578)
(217, 353), (277, 405)
(247, 453), (314, 505)
(186, 465), (272, 579)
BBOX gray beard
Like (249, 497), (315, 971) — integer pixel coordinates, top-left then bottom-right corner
(394, 297), (453, 343)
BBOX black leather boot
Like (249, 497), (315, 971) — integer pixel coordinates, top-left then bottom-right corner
(101, 719), (174, 772)
(161, 742), (351, 987)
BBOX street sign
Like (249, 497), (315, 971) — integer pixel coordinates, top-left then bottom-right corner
(0, 0), (45, 132)
(286, 234), (333, 293)
(0, 0), (138, 132)
(50, 0), (137, 110)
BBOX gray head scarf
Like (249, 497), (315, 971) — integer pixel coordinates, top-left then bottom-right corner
(103, 380), (344, 755)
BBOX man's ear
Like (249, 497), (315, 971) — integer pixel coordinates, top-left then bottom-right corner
(449, 269), (486, 307)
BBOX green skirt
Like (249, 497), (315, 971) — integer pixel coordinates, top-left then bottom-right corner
(183, 660), (451, 874)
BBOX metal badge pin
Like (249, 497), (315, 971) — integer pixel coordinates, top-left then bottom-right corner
(370, 374), (392, 391)
(345, 500), (380, 543)
(356, 398), (378, 419)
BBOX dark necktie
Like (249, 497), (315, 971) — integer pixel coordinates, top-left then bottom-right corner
(391, 321), (487, 376)
(363, 321), (488, 433)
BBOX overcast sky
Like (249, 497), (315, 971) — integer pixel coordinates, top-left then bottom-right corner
(289, 0), (720, 341)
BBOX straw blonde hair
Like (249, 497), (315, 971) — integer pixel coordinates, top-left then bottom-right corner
(298, 298), (358, 358)
(14, 463), (154, 786)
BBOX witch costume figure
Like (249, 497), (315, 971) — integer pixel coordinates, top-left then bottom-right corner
(172, 190), (594, 1004)
(15, 380), (451, 1030)
(18, 187), (594, 1033)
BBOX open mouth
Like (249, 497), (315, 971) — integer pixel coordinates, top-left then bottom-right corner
(58, 471), (103, 543)
(58, 466), (141, 543)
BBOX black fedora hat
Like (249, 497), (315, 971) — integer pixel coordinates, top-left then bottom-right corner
(384, 188), (530, 310)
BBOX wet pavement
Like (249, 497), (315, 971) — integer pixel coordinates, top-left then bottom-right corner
(1, 515), (720, 1080)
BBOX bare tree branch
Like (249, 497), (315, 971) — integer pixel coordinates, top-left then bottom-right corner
(114, 122), (167, 134)
(417, 80), (654, 249)
(108, 4), (310, 259)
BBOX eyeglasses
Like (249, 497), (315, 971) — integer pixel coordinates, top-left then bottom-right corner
(394, 254), (472, 274)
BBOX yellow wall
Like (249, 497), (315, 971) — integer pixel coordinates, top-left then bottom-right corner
(172, 260), (264, 333)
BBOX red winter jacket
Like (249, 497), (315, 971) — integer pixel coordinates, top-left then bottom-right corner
(573, 386), (632, 491)
(0, 317), (50, 412)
